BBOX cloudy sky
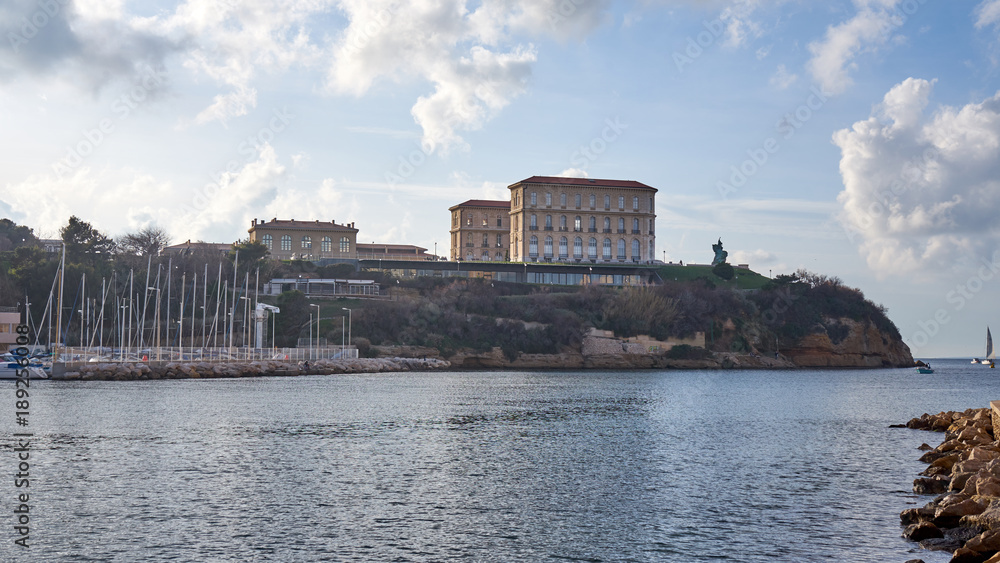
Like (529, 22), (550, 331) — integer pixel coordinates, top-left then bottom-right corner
(2, 0), (1000, 357)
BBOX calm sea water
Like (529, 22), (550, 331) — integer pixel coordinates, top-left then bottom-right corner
(1, 359), (995, 562)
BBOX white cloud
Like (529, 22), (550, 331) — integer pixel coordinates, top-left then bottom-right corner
(806, 0), (904, 95)
(730, 249), (777, 265)
(769, 63), (797, 89)
(834, 78), (1000, 275)
(976, 0), (1000, 28)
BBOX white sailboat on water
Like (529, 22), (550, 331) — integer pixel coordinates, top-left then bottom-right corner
(974, 327), (995, 365)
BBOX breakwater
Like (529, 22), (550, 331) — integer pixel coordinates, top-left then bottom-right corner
(900, 407), (1000, 563)
(57, 357), (451, 380)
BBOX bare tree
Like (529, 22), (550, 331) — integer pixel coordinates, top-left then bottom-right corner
(117, 226), (171, 258)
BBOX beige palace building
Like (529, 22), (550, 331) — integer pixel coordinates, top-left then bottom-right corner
(449, 200), (511, 261)
(248, 218), (359, 261)
(508, 176), (656, 263)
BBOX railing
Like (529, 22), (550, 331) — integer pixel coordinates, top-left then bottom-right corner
(54, 346), (360, 363)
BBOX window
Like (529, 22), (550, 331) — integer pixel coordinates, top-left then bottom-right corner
(453, 212), (459, 227)
(560, 193), (567, 207)
(559, 237), (568, 258)
(650, 197), (654, 210)
(589, 216), (596, 231)
(617, 239), (626, 259)
(588, 237), (597, 259)
(530, 214), (537, 229)
(649, 240), (655, 262)
(514, 216), (519, 230)
(529, 235), (538, 257)
(603, 238), (612, 259)
(262, 234), (272, 250)
(301, 236), (312, 249)
(618, 218), (625, 232)
(575, 194), (582, 208)
(340, 237), (350, 253)
(560, 215), (567, 230)
(483, 234), (489, 247)
(603, 217), (611, 232)
(483, 216), (488, 227)
(497, 217), (503, 227)
(496, 252), (504, 261)
(482, 251), (490, 261)
(544, 236), (553, 258)
(496, 234), (503, 247)
(633, 218), (640, 233)
(545, 215), (552, 229)
(321, 236), (332, 252)
(589, 194), (596, 208)
(530, 192), (537, 206)
(545, 193), (552, 206)
(574, 216), (582, 231)
(574, 237), (583, 259)
(649, 219), (654, 234)
(280, 235), (291, 251)
(633, 196), (639, 211)
(632, 239), (641, 259)
(604, 195), (610, 209)
(466, 213), (472, 226)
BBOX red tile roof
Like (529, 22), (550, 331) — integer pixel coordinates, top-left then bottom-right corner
(449, 199), (511, 211)
(511, 176), (655, 191)
(248, 219), (358, 232)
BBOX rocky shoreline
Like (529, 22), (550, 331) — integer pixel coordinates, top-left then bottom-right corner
(899, 407), (1000, 563)
(57, 357), (452, 380)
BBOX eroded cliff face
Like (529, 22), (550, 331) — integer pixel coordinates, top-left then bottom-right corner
(779, 318), (913, 368)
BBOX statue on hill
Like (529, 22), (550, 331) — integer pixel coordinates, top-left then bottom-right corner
(711, 238), (728, 266)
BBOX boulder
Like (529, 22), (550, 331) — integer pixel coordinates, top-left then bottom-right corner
(915, 477), (951, 495)
(965, 529), (1000, 553)
(950, 547), (992, 563)
(936, 499), (988, 528)
(904, 521), (945, 541)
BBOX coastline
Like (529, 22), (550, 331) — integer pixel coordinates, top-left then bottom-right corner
(898, 406), (1000, 563)
(55, 357), (451, 380)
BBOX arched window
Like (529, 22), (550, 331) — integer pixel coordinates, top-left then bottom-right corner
(632, 239), (641, 259)
(603, 217), (611, 232)
(467, 251), (474, 261)
(603, 238), (612, 259)
(529, 236), (538, 257)
(261, 234), (272, 250)
(321, 236), (331, 252)
(482, 251), (490, 261)
(632, 218), (640, 233)
(589, 194), (596, 208)
(588, 216), (596, 231)
(604, 195), (611, 209)
(545, 215), (552, 229)
(574, 237), (583, 259)
(618, 196), (625, 209)
(618, 218), (625, 232)
(560, 215), (567, 230)
(301, 236), (312, 249)
(617, 239), (626, 259)
(574, 216), (582, 231)
(339, 237), (350, 253)
(496, 252), (504, 261)
(280, 235), (291, 251)
(544, 236), (553, 258)
(575, 194), (582, 208)
(588, 237), (597, 259)
(559, 237), (568, 259)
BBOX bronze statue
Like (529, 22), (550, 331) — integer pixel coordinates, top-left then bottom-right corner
(712, 238), (728, 266)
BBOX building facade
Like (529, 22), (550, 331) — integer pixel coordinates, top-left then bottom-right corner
(0, 308), (20, 353)
(508, 176), (657, 264)
(448, 200), (511, 261)
(248, 218), (359, 261)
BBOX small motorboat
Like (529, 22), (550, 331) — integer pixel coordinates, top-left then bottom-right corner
(916, 366), (934, 374)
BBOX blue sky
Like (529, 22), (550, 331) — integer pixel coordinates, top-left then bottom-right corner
(2, 0), (1000, 357)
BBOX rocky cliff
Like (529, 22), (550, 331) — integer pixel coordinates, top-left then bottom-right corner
(778, 317), (913, 368)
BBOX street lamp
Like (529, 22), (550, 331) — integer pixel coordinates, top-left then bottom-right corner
(342, 307), (352, 356)
(310, 304), (320, 360)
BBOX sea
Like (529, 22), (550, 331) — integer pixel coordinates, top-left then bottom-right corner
(1, 358), (995, 562)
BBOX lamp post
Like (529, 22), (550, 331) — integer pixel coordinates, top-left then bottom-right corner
(308, 312), (313, 361)
(341, 315), (345, 358)
(310, 304), (320, 359)
(342, 307), (352, 357)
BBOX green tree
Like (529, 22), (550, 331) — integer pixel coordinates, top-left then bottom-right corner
(61, 216), (114, 269)
(712, 262), (734, 280)
(0, 218), (38, 252)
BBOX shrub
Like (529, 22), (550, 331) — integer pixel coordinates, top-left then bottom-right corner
(712, 262), (734, 280)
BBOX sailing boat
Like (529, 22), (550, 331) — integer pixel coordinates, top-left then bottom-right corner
(979, 327), (995, 365)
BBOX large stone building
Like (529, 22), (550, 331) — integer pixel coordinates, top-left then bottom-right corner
(449, 200), (511, 261)
(508, 176), (656, 263)
(248, 218), (359, 261)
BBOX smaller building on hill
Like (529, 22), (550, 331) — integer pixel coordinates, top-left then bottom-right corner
(449, 199), (511, 261)
(248, 218), (359, 261)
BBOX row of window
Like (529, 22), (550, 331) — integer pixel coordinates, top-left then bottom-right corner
(464, 251), (507, 261)
(466, 233), (505, 247)
(261, 234), (351, 253)
(515, 191), (651, 212)
(523, 215), (654, 234)
(458, 213), (504, 228)
(526, 236), (647, 260)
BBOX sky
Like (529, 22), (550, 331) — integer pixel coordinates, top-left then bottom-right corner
(2, 0), (1000, 358)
